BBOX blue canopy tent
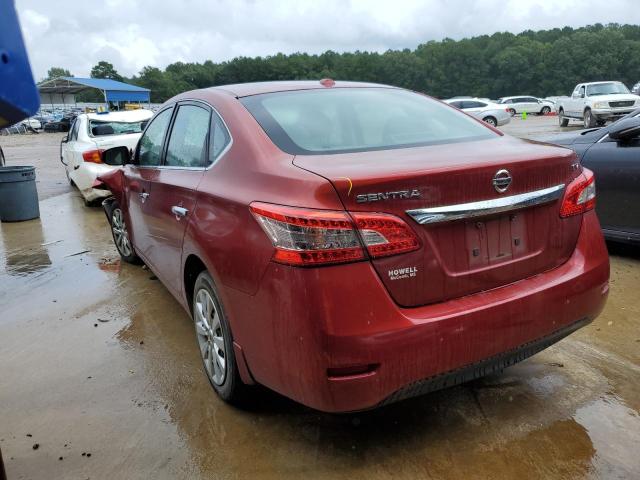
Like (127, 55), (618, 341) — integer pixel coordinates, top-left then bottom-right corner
(37, 76), (151, 110)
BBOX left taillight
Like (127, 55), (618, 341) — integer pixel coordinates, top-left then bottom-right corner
(82, 149), (103, 163)
(250, 202), (420, 267)
(560, 168), (596, 218)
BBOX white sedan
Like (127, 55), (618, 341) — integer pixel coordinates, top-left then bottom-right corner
(498, 96), (555, 116)
(444, 98), (511, 127)
(61, 110), (153, 204)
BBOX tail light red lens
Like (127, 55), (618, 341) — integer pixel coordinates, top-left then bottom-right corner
(351, 212), (420, 258)
(560, 168), (596, 218)
(82, 149), (103, 163)
(250, 202), (419, 266)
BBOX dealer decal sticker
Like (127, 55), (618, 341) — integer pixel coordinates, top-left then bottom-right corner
(388, 266), (418, 281)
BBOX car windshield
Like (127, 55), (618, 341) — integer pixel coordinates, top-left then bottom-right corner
(89, 119), (147, 136)
(586, 82), (630, 96)
(241, 88), (497, 155)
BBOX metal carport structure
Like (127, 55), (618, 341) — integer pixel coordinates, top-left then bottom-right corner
(37, 76), (151, 109)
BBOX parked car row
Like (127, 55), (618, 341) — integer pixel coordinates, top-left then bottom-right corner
(82, 80), (610, 413)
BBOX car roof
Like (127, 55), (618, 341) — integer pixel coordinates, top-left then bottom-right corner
(500, 95), (537, 100)
(209, 80), (397, 98)
(84, 109), (154, 122)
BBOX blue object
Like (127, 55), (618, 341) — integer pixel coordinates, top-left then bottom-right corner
(0, 0), (40, 128)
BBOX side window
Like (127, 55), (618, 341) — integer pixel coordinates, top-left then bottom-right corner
(208, 111), (231, 164)
(449, 101), (463, 108)
(462, 101), (484, 109)
(579, 86), (585, 97)
(165, 105), (211, 168)
(502, 99), (512, 104)
(69, 119), (79, 141)
(138, 108), (173, 166)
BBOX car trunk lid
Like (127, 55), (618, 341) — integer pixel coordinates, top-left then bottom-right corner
(294, 136), (583, 307)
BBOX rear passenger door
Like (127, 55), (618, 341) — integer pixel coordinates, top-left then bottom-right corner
(142, 101), (212, 296)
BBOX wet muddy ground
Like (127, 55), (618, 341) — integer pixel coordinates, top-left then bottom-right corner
(1, 119), (639, 479)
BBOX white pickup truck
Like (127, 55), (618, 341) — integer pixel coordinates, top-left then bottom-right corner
(556, 81), (640, 128)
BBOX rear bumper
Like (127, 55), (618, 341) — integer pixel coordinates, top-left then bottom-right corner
(229, 210), (609, 412)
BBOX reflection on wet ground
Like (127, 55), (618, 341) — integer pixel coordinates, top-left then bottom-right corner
(1, 192), (639, 479)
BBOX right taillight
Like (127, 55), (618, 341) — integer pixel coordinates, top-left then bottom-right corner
(560, 168), (596, 218)
(82, 149), (103, 163)
(250, 202), (419, 267)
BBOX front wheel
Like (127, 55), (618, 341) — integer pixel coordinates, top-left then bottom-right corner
(584, 109), (597, 128)
(109, 202), (140, 264)
(193, 271), (248, 404)
(483, 116), (497, 127)
(508, 108), (516, 117)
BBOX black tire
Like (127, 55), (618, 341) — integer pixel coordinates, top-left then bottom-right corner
(540, 106), (551, 115)
(559, 110), (569, 127)
(107, 201), (141, 264)
(192, 271), (248, 404)
(584, 109), (597, 128)
(483, 116), (497, 127)
(508, 108), (516, 117)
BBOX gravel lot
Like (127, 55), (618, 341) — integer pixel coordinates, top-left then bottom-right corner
(0, 118), (638, 480)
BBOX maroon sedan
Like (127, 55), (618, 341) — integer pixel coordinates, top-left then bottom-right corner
(98, 81), (609, 412)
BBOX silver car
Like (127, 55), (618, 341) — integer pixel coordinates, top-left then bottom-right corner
(498, 96), (554, 116)
(444, 98), (511, 127)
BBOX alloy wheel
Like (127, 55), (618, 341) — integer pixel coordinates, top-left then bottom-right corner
(111, 208), (132, 257)
(194, 288), (227, 386)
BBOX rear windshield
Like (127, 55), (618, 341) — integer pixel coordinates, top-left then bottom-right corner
(88, 120), (147, 137)
(240, 88), (497, 155)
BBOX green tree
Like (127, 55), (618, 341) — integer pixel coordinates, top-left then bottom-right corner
(43, 67), (71, 81)
(90, 61), (123, 81)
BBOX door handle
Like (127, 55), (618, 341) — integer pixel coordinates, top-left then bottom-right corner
(139, 192), (149, 202)
(171, 206), (189, 218)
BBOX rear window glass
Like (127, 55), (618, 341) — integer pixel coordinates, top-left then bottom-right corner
(89, 120), (147, 137)
(241, 88), (496, 155)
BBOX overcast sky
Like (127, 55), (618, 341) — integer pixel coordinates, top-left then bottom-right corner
(16, 0), (640, 80)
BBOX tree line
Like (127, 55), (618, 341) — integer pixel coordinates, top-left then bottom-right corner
(44, 23), (640, 103)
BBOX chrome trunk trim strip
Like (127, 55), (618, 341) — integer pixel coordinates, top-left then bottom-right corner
(406, 184), (565, 225)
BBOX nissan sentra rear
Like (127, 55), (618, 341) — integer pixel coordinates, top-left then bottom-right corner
(101, 81), (610, 413)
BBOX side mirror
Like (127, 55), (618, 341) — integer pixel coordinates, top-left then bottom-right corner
(609, 117), (640, 142)
(101, 146), (131, 166)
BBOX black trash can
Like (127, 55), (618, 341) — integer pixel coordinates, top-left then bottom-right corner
(0, 166), (40, 222)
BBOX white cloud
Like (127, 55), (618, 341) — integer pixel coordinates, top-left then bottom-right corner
(14, 0), (640, 80)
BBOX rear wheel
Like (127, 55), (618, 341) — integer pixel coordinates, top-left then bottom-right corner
(483, 116), (497, 127)
(559, 109), (569, 127)
(193, 271), (247, 404)
(540, 106), (551, 115)
(109, 202), (140, 264)
(583, 109), (597, 128)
